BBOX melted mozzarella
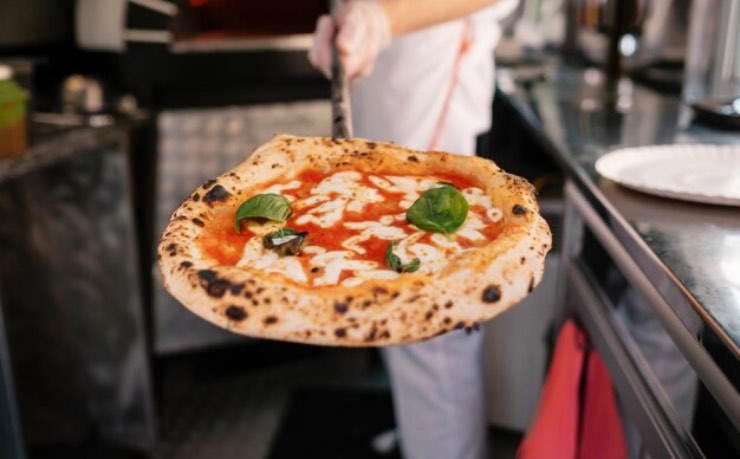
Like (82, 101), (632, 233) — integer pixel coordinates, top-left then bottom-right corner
(236, 237), (308, 283)
(295, 196), (350, 227)
(407, 243), (447, 276)
(260, 180), (302, 201)
(294, 172), (384, 227)
(341, 221), (407, 254)
(486, 207), (504, 223)
(309, 251), (378, 285)
(341, 269), (400, 287)
(457, 213), (487, 241)
(244, 221), (283, 237)
(264, 257), (308, 283)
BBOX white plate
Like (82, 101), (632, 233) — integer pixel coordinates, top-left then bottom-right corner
(595, 145), (740, 207)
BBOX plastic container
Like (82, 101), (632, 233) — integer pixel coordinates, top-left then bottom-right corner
(0, 64), (27, 158)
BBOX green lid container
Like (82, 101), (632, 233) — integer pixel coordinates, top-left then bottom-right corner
(0, 65), (27, 129)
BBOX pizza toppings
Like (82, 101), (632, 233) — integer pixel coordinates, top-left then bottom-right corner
(405, 184), (469, 234)
(385, 241), (421, 273)
(263, 228), (308, 256)
(199, 169), (507, 288)
(234, 193), (292, 233)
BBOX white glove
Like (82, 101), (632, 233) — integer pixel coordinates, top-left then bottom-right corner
(308, 1), (392, 80)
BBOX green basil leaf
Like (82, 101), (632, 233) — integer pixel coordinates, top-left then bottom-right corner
(385, 241), (421, 273)
(406, 185), (468, 234)
(263, 227), (308, 256)
(437, 181), (458, 189)
(234, 193), (292, 233)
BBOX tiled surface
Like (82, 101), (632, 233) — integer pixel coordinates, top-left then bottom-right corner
(153, 102), (331, 354)
(151, 346), (521, 459)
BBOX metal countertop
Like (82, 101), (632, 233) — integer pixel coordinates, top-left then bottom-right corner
(497, 61), (740, 358)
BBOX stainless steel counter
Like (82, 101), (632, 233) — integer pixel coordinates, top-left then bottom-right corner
(496, 61), (739, 457)
(498, 63), (740, 355)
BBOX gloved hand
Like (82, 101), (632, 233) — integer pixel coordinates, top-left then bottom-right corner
(308, 1), (392, 80)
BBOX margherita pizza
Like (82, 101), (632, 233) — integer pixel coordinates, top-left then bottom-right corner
(159, 135), (551, 346)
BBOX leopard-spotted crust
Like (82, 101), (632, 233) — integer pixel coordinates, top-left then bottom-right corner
(158, 134), (552, 346)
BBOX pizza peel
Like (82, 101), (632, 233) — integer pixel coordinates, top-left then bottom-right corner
(329, 0), (353, 139)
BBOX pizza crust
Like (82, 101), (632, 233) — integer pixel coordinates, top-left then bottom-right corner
(158, 134), (552, 346)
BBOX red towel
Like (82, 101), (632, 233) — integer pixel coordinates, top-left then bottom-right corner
(517, 320), (627, 459)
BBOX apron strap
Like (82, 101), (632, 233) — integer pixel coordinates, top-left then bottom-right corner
(427, 18), (473, 151)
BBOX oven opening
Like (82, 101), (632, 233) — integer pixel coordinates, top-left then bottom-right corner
(173, 0), (328, 52)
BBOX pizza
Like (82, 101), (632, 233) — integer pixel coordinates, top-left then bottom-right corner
(158, 135), (551, 346)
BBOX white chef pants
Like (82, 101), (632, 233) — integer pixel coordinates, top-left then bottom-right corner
(383, 331), (488, 459)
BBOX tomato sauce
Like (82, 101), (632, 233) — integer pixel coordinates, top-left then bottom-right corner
(197, 170), (502, 272)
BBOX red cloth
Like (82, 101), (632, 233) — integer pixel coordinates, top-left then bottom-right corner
(517, 320), (627, 459)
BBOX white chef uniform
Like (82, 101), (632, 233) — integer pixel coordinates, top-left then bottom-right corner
(351, 2), (518, 459)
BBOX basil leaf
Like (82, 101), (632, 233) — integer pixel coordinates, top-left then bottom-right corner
(406, 185), (468, 234)
(263, 227), (308, 256)
(234, 193), (292, 233)
(437, 180), (458, 189)
(385, 241), (421, 273)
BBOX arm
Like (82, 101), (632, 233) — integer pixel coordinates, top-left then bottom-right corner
(309, 0), (498, 79)
(380, 0), (499, 37)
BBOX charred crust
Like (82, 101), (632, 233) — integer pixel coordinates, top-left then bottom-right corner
(192, 193), (200, 202)
(256, 287), (265, 294)
(520, 257), (526, 265)
(528, 275), (535, 293)
(407, 294), (421, 303)
(165, 243), (177, 251)
(407, 155), (419, 162)
(197, 269), (217, 285)
(512, 204), (528, 215)
(180, 261), (193, 269)
(201, 179), (217, 189)
(366, 141), (377, 150)
(229, 284), (245, 295)
(454, 321), (465, 330)
(333, 303), (349, 314)
(192, 217), (205, 227)
(264, 316), (278, 325)
(444, 317), (452, 325)
(444, 301), (454, 309)
(391, 292), (400, 299)
(362, 300), (372, 309)
(271, 163), (279, 169)
(372, 287), (389, 296)
(244, 291), (253, 299)
(197, 270), (229, 298)
(379, 331), (390, 340)
(225, 305), (247, 321)
(425, 311), (434, 321)
(365, 325), (378, 342)
(334, 328), (346, 338)
(203, 185), (231, 204)
(482, 285), (501, 303)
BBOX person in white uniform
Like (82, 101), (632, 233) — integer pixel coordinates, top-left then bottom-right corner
(310, 2), (517, 458)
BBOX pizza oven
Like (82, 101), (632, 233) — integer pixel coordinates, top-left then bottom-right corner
(75, 0), (331, 109)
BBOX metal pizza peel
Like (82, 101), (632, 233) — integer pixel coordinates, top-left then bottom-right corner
(330, 0), (353, 139)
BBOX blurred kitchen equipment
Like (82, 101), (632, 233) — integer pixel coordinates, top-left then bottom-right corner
(683, 0), (740, 129)
(0, 65), (27, 158)
(571, 0), (647, 73)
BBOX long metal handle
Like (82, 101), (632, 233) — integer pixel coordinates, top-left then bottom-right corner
(330, 0), (353, 139)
